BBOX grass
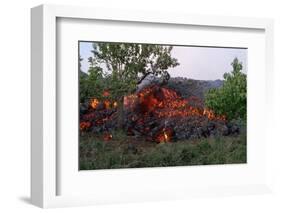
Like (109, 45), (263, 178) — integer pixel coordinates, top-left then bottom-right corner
(79, 129), (246, 170)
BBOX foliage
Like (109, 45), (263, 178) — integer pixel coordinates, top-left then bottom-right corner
(79, 43), (179, 102)
(205, 58), (247, 120)
(79, 66), (104, 102)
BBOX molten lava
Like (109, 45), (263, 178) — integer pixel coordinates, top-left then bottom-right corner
(80, 121), (91, 131)
(113, 101), (118, 108)
(123, 85), (226, 143)
(90, 98), (99, 109)
(103, 132), (113, 141)
(125, 85), (226, 122)
(156, 128), (173, 143)
(80, 85), (226, 143)
(104, 100), (111, 109)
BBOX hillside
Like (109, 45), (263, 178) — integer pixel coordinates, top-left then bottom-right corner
(138, 76), (224, 100)
(167, 77), (223, 100)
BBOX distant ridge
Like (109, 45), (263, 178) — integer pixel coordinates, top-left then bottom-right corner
(167, 77), (223, 100)
(137, 75), (223, 100)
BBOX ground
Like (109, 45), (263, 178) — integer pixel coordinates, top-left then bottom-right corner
(79, 129), (246, 170)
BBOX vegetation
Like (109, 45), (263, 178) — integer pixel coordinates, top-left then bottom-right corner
(79, 43), (247, 170)
(205, 58), (247, 120)
(79, 130), (246, 170)
(79, 43), (179, 102)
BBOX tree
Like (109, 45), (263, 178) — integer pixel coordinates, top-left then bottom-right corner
(205, 58), (247, 120)
(79, 55), (89, 102)
(79, 55), (83, 72)
(86, 42), (179, 127)
(89, 43), (179, 96)
(79, 55), (104, 102)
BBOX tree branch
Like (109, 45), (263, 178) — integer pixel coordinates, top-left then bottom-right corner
(137, 72), (152, 84)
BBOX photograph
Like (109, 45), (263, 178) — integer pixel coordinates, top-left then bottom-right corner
(78, 41), (247, 170)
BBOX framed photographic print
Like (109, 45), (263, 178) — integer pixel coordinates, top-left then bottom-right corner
(31, 4), (274, 208)
(78, 41), (247, 170)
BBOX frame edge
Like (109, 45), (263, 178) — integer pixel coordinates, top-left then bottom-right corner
(31, 5), (44, 208)
(30, 4), (274, 208)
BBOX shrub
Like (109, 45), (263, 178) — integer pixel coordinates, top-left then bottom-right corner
(205, 58), (247, 120)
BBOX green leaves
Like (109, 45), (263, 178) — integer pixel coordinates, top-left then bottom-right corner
(205, 58), (247, 120)
(80, 42), (180, 102)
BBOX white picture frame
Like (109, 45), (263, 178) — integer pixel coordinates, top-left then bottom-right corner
(31, 4), (274, 208)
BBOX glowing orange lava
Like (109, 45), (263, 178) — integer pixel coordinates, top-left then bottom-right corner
(90, 98), (99, 109)
(124, 85), (226, 122)
(80, 121), (91, 131)
(103, 132), (113, 141)
(156, 128), (173, 143)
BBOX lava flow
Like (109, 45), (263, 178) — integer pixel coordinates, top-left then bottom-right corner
(126, 85), (226, 121)
(80, 85), (227, 143)
(124, 85), (226, 143)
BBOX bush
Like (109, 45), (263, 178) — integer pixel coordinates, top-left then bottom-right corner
(205, 58), (247, 120)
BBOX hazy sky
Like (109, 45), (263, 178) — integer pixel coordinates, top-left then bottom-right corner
(79, 42), (247, 80)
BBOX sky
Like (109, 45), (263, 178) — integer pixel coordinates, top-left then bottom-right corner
(79, 42), (247, 80)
